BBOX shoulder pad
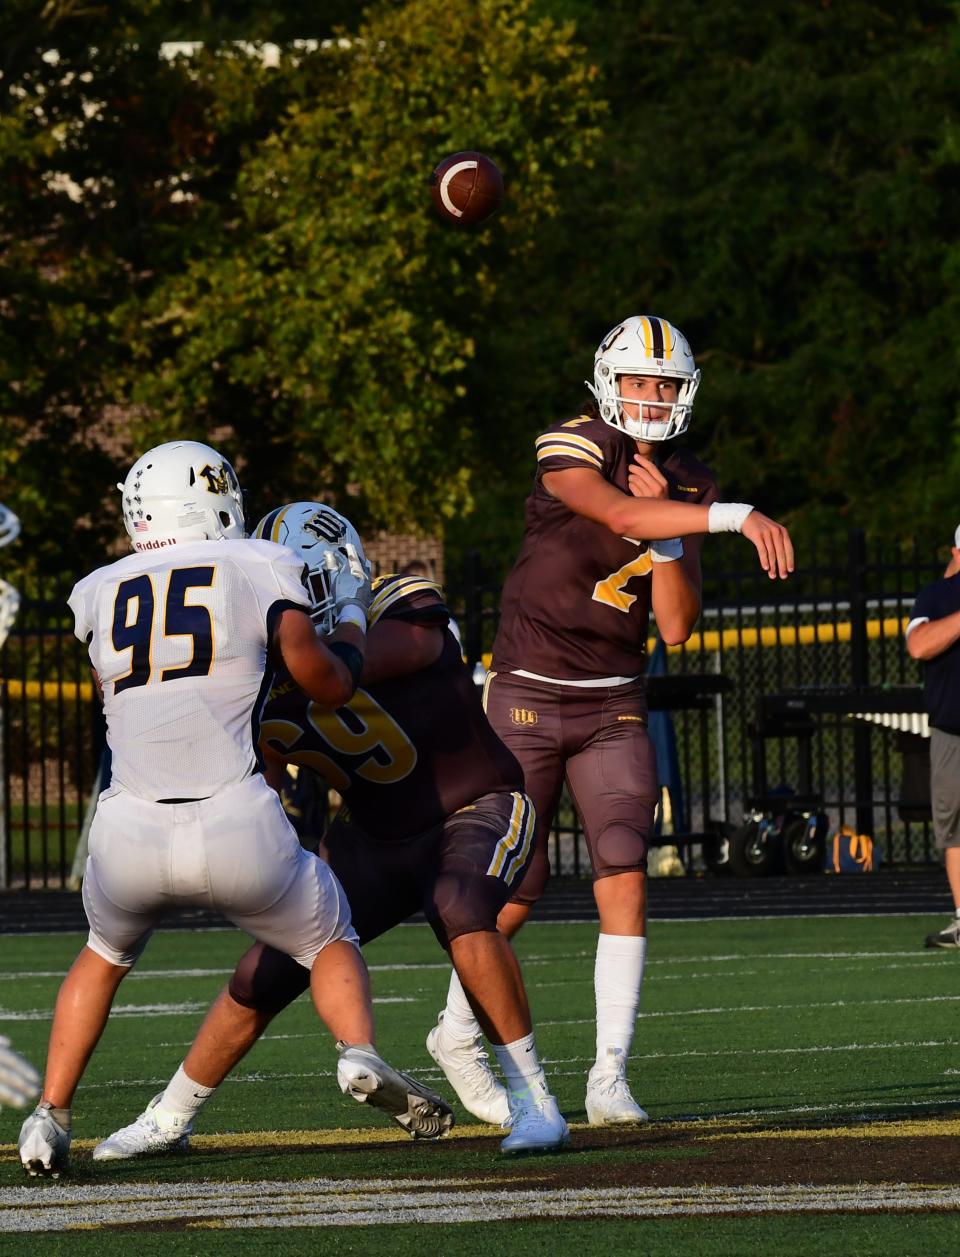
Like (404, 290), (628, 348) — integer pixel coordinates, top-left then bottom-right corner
(369, 574), (448, 627)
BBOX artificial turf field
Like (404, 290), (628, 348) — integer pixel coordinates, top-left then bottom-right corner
(1, 913), (958, 1253)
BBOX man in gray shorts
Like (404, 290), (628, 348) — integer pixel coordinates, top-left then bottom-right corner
(906, 524), (960, 948)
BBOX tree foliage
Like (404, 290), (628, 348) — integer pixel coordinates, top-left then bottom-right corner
(121, 0), (604, 534)
(0, 0), (370, 580)
(527, 0), (960, 551)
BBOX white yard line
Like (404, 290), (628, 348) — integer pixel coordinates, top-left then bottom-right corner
(543, 1038), (960, 1065)
(3, 947), (946, 983)
(0, 994), (416, 1021)
(541, 992), (960, 1026)
(1, 1178), (957, 1231)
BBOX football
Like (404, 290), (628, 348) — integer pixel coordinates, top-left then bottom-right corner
(429, 151), (504, 227)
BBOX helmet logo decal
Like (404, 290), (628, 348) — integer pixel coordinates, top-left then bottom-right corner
(199, 463), (230, 494)
(302, 511), (344, 544)
(599, 324), (626, 353)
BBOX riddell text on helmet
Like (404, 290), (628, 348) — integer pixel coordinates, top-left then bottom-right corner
(134, 538), (179, 550)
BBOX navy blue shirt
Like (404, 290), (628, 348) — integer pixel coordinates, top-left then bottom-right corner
(909, 573), (960, 735)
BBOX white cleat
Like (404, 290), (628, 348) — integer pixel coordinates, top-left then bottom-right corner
(336, 1042), (454, 1140)
(585, 1047), (650, 1126)
(93, 1093), (192, 1161)
(499, 1093), (569, 1155)
(18, 1103), (71, 1178)
(426, 1013), (511, 1127)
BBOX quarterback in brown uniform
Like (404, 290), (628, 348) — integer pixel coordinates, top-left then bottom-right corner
(96, 504), (568, 1158)
(435, 314), (794, 1128)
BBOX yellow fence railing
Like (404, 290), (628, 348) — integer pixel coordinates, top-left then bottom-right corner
(479, 616), (909, 670)
(654, 615), (910, 657)
(1, 679), (94, 702)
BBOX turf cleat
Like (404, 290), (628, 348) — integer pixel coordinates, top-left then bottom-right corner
(585, 1047), (650, 1126)
(93, 1093), (192, 1161)
(18, 1103), (71, 1178)
(336, 1042), (455, 1139)
(426, 1013), (511, 1126)
(924, 918), (960, 949)
(499, 1093), (569, 1155)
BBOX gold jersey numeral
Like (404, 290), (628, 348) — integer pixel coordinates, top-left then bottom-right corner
(591, 551), (652, 613)
(262, 688), (418, 787)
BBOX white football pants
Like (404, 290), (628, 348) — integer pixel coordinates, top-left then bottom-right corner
(82, 774), (356, 968)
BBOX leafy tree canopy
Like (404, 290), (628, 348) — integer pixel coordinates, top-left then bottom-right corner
(521, 0), (960, 555)
(1, 0), (602, 582)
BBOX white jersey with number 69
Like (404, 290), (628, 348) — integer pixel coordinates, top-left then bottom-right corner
(69, 538), (311, 802)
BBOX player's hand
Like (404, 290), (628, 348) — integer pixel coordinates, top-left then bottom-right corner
(742, 511), (794, 579)
(0, 1036), (41, 1109)
(628, 455), (669, 500)
(332, 543), (372, 617)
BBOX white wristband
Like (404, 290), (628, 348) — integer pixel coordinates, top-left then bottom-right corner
(337, 604), (367, 631)
(650, 538), (683, 563)
(708, 502), (754, 534)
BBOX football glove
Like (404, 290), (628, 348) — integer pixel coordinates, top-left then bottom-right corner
(332, 542), (372, 619)
(0, 1036), (41, 1109)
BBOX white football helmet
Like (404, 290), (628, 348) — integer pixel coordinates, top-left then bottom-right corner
(252, 502), (370, 632)
(587, 314), (700, 441)
(117, 441), (245, 551)
(0, 503), (20, 549)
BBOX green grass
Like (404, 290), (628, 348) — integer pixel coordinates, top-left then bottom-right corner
(1, 914), (958, 1251)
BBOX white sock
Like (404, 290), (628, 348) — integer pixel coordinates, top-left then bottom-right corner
(594, 933), (647, 1064)
(492, 1034), (549, 1103)
(156, 1064), (215, 1125)
(441, 969), (482, 1041)
(954, 907), (960, 921)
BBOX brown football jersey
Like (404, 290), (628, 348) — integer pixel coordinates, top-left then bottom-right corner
(492, 414), (719, 681)
(261, 574), (523, 840)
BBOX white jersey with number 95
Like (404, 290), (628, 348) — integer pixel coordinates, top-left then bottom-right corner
(69, 538), (311, 802)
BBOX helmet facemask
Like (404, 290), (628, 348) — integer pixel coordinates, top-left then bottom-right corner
(253, 502), (370, 634)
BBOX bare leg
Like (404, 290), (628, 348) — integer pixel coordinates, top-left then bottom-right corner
(177, 944), (375, 1095)
(42, 946), (129, 1108)
(309, 940), (375, 1045)
(183, 988), (276, 1088)
(592, 870), (647, 935)
(449, 930), (530, 1045)
(495, 900), (531, 938)
(946, 846), (960, 910)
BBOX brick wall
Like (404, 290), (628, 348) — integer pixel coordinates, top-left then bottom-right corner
(364, 533), (445, 586)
